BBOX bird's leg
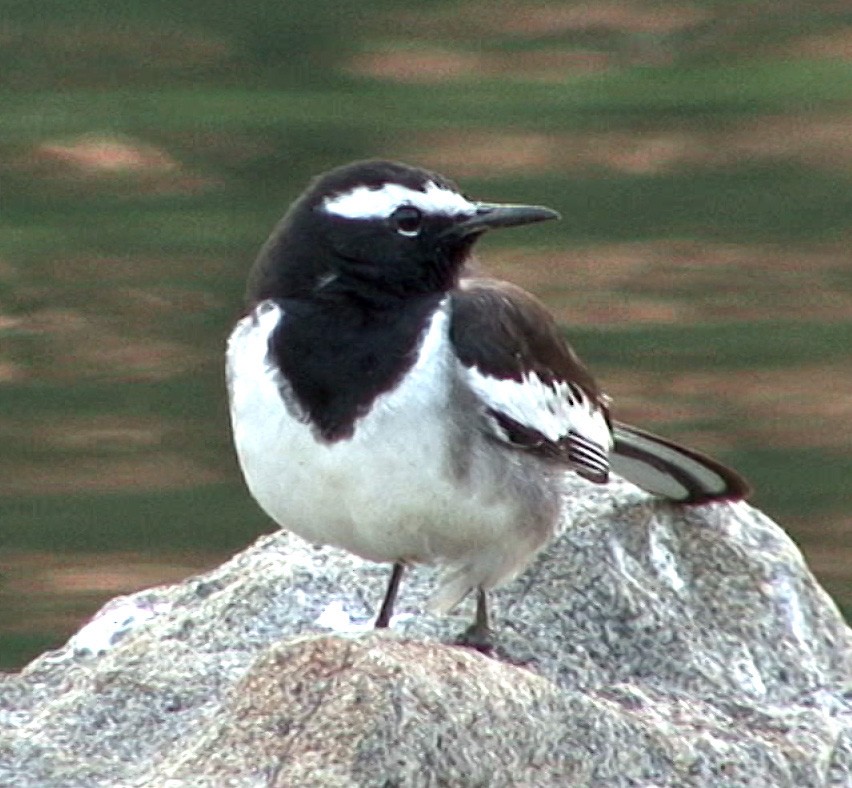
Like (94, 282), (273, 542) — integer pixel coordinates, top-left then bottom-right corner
(455, 588), (493, 653)
(375, 561), (405, 628)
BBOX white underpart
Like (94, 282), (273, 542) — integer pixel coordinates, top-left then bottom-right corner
(227, 300), (553, 615)
(464, 367), (613, 454)
(321, 180), (476, 220)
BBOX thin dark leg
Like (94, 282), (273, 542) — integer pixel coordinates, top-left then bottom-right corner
(455, 588), (493, 653)
(375, 562), (405, 629)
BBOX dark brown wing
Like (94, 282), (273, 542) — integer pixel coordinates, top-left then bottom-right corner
(450, 278), (751, 503)
(450, 278), (613, 482)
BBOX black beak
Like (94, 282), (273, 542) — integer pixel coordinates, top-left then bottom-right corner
(447, 202), (560, 240)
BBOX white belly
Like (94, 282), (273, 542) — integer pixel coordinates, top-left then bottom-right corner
(226, 301), (553, 610)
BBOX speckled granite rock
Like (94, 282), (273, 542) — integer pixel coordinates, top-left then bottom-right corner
(2, 478), (851, 786)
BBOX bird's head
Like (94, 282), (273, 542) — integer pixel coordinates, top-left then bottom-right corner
(246, 159), (559, 305)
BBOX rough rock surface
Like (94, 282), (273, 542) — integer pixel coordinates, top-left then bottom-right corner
(1, 478), (851, 787)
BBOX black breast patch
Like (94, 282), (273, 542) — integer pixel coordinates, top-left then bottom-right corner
(268, 294), (444, 442)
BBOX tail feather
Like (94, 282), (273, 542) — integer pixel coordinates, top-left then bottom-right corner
(610, 421), (751, 504)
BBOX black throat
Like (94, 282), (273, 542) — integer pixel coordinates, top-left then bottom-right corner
(268, 291), (444, 442)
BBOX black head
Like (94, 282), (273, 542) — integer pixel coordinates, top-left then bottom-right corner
(246, 159), (559, 305)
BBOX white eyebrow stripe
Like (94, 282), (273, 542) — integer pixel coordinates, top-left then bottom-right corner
(321, 181), (476, 220)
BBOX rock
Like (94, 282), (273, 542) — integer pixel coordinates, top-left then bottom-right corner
(1, 478), (851, 786)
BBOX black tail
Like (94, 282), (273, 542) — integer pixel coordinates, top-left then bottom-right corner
(610, 421), (751, 504)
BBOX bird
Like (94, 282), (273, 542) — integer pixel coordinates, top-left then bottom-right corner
(226, 159), (750, 650)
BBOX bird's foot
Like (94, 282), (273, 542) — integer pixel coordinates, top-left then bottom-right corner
(453, 587), (494, 654)
(453, 621), (494, 655)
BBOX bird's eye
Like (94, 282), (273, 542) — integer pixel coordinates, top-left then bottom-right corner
(391, 205), (423, 237)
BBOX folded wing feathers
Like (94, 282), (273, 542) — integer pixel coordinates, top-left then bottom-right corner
(462, 369), (750, 503)
(464, 366), (613, 481)
(566, 430), (610, 480)
(448, 279), (750, 504)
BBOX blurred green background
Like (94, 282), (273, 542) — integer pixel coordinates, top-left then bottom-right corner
(2, 0), (851, 670)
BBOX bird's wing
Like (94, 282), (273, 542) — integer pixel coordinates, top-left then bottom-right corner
(449, 278), (613, 482)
